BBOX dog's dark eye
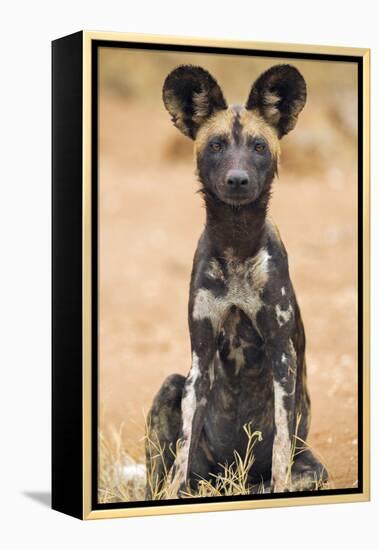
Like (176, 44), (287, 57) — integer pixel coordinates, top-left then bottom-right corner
(210, 142), (222, 152)
(254, 143), (266, 153)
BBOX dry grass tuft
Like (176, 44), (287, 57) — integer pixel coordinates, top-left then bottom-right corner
(99, 417), (332, 503)
(181, 425), (265, 498)
(98, 425), (146, 503)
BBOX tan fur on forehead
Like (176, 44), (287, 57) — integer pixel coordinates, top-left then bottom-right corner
(195, 108), (235, 153)
(239, 109), (280, 157)
(194, 107), (280, 158)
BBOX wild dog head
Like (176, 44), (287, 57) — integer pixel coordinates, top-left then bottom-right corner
(163, 64), (306, 206)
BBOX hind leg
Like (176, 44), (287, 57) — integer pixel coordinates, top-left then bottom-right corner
(290, 448), (328, 491)
(145, 374), (185, 499)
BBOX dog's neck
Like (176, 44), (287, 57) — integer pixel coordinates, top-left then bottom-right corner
(201, 187), (272, 260)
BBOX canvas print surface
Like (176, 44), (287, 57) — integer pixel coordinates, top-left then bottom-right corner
(97, 46), (358, 504)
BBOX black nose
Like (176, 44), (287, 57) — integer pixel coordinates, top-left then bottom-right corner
(226, 170), (249, 188)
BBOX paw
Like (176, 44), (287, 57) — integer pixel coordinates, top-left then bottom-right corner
(290, 470), (328, 492)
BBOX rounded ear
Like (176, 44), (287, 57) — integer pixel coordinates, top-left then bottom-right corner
(246, 65), (307, 138)
(163, 65), (227, 139)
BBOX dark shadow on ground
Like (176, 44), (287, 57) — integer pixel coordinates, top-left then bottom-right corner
(23, 491), (51, 508)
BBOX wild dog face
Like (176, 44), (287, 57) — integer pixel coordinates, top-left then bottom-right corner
(163, 64), (306, 206)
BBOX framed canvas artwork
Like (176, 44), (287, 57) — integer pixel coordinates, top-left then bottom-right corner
(52, 31), (370, 519)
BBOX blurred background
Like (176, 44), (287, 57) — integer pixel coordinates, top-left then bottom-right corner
(98, 46), (358, 492)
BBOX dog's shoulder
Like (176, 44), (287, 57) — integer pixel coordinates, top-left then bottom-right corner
(264, 219), (289, 269)
(255, 220), (298, 335)
(189, 232), (227, 296)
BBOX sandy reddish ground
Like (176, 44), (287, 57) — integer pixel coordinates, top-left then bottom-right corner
(99, 97), (358, 489)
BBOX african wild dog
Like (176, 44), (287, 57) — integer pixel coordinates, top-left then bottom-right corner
(145, 64), (328, 498)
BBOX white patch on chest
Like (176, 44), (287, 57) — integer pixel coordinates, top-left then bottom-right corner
(275, 303), (293, 327)
(192, 288), (228, 331)
(192, 248), (271, 332)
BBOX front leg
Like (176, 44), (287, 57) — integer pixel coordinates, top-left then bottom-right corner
(254, 278), (298, 492)
(171, 284), (227, 496)
(269, 339), (298, 492)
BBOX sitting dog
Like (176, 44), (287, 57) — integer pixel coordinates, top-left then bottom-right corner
(145, 64), (328, 498)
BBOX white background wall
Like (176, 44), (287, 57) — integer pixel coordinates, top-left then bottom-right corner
(0, 1), (377, 548)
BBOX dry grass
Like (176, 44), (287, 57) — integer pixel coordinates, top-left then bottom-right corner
(98, 425), (146, 503)
(181, 425), (265, 498)
(99, 418), (332, 503)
